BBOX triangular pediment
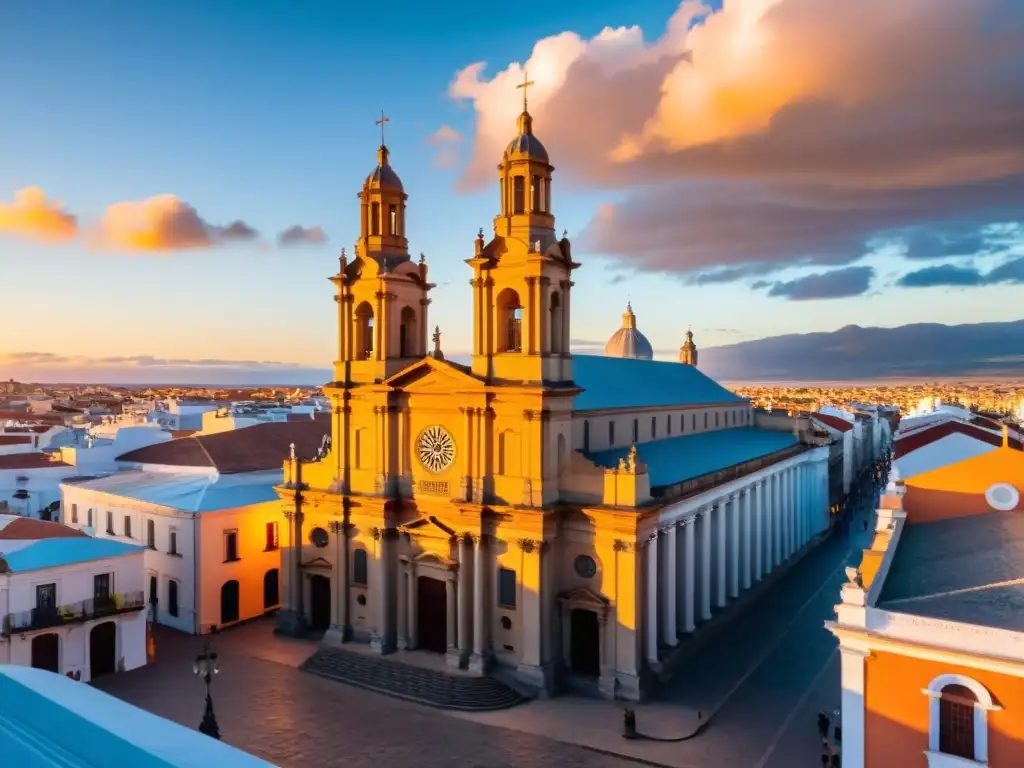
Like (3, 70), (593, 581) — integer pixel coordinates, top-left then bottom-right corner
(384, 356), (484, 392)
(558, 586), (609, 609)
(301, 556), (332, 570)
(399, 515), (456, 538)
(413, 550), (456, 568)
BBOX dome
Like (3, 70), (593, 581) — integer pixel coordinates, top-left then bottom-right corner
(365, 145), (404, 191)
(504, 111), (549, 163)
(604, 303), (654, 360)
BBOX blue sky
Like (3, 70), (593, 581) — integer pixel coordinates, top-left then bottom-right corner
(1, 0), (1022, 383)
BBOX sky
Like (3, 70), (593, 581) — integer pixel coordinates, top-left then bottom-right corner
(2, 0), (1023, 384)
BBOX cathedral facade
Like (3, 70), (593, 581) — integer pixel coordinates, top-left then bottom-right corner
(275, 103), (831, 701)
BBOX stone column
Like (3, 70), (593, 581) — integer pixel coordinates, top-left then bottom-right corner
(661, 527), (677, 648)
(461, 408), (473, 502)
(740, 487), (752, 591)
(455, 535), (472, 667)
(445, 571), (457, 656)
(516, 539), (551, 693)
(728, 494), (740, 599)
(682, 518), (696, 633)
(397, 549), (408, 650)
(714, 500), (728, 608)
(406, 560), (418, 649)
(772, 472), (782, 567)
(470, 535), (489, 672)
(699, 508), (712, 621)
(645, 533), (659, 663)
(328, 520), (350, 644)
(753, 480), (764, 580)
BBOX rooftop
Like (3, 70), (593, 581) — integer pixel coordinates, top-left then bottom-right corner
(877, 510), (1024, 631)
(0, 516), (88, 541)
(895, 419), (1022, 459)
(813, 413), (853, 433)
(117, 419), (328, 473)
(586, 426), (800, 488)
(0, 665), (271, 767)
(69, 470), (281, 513)
(0, 453), (71, 470)
(0, 537), (143, 573)
(572, 356), (744, 412)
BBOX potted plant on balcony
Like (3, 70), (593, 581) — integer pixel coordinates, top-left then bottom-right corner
(112, 593), (123, 610)
(58, 605), (76, 621)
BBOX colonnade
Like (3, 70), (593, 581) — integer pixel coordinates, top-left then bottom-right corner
(642, 457), (827, 663)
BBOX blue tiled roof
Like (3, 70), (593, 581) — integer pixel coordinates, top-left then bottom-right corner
(586, 426), (800, 488)
(2, 538), (143, 572)
(572, 356), (744, 411)
(72, 470), (282, 512)
(0, 665), (272, 767)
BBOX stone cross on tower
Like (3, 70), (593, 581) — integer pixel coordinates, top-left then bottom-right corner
(431, 326), (445, 361)
(376, 110), (390, 145)
(516, 70), (535, 112)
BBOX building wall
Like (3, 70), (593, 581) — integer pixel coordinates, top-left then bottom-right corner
(903, 446), (1024, 523)
(0, 551), (147, 682)
(864, 649), (1024, 768)
(0, 464), (79, 519)
(196, 501), (283, 633)
(574, 405), (754, 453)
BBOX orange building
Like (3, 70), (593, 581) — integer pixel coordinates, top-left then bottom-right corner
(827, 438), (1024, 767)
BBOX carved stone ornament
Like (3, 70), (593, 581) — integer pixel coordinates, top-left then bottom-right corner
(613, 539), (636, 553)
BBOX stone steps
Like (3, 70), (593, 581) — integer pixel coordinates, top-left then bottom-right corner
(301, 647), (526, 711)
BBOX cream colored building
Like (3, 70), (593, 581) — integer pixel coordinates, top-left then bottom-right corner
(275, 101), (831, 701)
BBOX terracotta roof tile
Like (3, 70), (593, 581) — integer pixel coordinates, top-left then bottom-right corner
(0, 453), (70, 470)
(814, 413), (854, 433)
(0, 436), (32, 446)
(0, 518), (88, 540)
(117, 419), (329, 474)
(894, 420), (1022, 459)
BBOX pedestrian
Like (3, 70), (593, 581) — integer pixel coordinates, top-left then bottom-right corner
(817, 711), (829, 739)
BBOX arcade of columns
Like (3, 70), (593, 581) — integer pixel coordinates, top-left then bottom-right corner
(642, 455), (827, 663)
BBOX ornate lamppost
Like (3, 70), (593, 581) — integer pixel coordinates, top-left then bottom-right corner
(193, 642), (220, 739)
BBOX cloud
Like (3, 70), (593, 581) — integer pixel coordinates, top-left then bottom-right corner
(94, 195), (259, 253)
(427, 125), (463, 170)
(897, 264), (985, 288)
(897, 255), (1024, 288)
(758, 266), (874, 301)
(449, 0), (1024, 280)
(277, 225), (328, 248)
(0, 187), (78, 242)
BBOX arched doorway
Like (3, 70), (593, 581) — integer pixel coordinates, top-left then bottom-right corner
(89, 621), (116, 679)
(308, 574), (331, 631)
(570, 609), (600, 676)
(31, 633), (59, 672)
(263, 569), (280, 610)
(417, 576), (447, 654)
(220, 580), (240, 625)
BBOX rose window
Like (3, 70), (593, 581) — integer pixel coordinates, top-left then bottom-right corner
(417, 425), (455, 474)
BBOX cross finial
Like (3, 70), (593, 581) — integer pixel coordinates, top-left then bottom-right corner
(376, 110), (390, 146)
(516, 70), (535, 113)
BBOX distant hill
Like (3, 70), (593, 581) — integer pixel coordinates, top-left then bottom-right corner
(698, 320), (1024, 383)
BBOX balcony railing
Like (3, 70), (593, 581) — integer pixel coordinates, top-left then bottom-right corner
(2, 590), (146, 636)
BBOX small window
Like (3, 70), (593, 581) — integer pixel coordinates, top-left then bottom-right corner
(583, 420), (590, 452)
(265, 521), (279, 551)
(632, 419), (639, 443)
(124, 515), (132, 539)
(71, 503), (78, 524)
(169, 529), (178, 555)
(147, 519), (155, 549)
(388, 204), (397, 236)
(353, 549), (368, 585)
(704, 413), (708, 429)
(105, 511), (114, 535)
(36, 583), (57, 612)
(168, 580), (179, 617)
(498, 567), (517, 608)
(93, 573), (111, 602)
(608, 421), (615, 446)
(531, 174), (541, 211)
(715, 412), (720, 428)
(224, 530), (239, 562)
(692, 413), (696, 431)
(148, 574), (157, 605)
(651, 416), (657, 439)
(939, 684), (976, 759)
(513, 176), (525, 214)
(667, 415), (672, 436)
(370, 202), (380, 235)
(87, 508), (93, 527)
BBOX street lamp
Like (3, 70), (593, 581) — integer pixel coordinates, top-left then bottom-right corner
(193, 642), (220, 739)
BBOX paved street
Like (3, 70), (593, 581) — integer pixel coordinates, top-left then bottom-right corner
(95, 475), (881, 768)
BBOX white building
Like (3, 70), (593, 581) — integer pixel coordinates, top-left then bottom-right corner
(0, 665), (271, 766)
(0, 516), (147, 682)
(148, 399), (222, 431)
(0, 453), (80, 520)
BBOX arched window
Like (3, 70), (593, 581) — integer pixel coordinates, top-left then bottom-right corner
(531, 175), (541, 212)
(632, 419), (639, 443)
(370, 202), (380, 236)
(513, 176), (525, 214)
(583, 420), (590, 452)
(651, 416), (657, 439)
(263, 569), (280, 609)
(925, 673), (1000, 764)
(549, 291), (563, 354)
(496, 288), (523, 352)
(388, 204), (397, 236)
(355, 302), (374, 360)
(353, 549), (369, 586)
(399, 306), (417, 357)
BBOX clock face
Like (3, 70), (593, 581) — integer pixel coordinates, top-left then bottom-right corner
(417, 425), (456, 474)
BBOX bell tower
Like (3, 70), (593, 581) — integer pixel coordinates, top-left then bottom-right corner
(467, 75), (579, 385)
(331, 114), (434, 385)
(679, 326), (698, 367)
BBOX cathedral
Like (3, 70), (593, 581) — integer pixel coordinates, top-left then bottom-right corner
(275, 95), (831, 701)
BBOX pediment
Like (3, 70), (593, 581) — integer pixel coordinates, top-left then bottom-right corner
(413, 550), (456, 568)
(301, 556), (332, 570)
(558, 586), (609, 610)
(399, 515), (456, 538)
(384, 356), (484, 392)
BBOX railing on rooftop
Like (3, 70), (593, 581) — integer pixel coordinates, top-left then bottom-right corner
(2, 590), (146, 636)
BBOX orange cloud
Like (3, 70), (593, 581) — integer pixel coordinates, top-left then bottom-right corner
(94, 195), (258, 253)
(0, 187), (78, 243)
(427, 124), (463, 170)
